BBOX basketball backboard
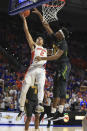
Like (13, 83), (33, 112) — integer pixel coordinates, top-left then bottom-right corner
(8, 0), (53, 15)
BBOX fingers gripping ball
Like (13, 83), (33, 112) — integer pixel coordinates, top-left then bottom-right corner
(21, 10), (30, 17)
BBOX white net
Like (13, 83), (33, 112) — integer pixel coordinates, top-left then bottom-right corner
(42, 0), (65, 23)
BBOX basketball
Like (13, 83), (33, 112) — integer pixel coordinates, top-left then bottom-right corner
(21, 10), (30, 17)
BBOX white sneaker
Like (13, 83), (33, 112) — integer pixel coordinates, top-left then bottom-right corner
(16, 111), (25, 121)
(35, 104), (44, 113)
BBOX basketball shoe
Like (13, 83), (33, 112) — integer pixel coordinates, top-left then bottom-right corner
(51, 111), (65, 121)
(16, 111), (25, 121)
(35, 103), (44, 113)
(45, 112), (57, 120)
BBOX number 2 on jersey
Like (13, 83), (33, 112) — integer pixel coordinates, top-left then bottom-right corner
(40, 50), (44, 56)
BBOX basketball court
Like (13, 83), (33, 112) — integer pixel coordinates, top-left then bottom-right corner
(0, 126), (83, 131)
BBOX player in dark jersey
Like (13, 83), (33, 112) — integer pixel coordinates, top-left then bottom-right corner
(17, 83), (40, 131)
(33, 8), (71, 121)
(25, 84), (40, 131)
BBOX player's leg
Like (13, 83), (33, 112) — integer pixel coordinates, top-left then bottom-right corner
(16, 70), (35, 120)
(51, 63), (71, 121)
(35, 68), (46, 112)
(45, 63), (69, 121)
(45, 75), (61, 120)
(35, 113), (40, 131)
(25, 101), (34, 131)
(20, 73), (32, 110)
(52, 75), (60, 112)
(45, 79), (66, 121)
(52, 80), (67, 120)
(58, 63), (71, 115)
(58, 80), (67, 112)
(25, 117), (31, 131)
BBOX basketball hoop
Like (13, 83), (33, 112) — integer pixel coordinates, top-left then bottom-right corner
(42, 0), (65, 23)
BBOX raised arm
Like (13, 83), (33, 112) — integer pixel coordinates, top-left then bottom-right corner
(20, 14), (35, 49)
(33, 8), (53, 35)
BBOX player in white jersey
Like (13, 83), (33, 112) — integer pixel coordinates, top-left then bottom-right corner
(16, 13), (47, 121)
(29, 44), (47, 70)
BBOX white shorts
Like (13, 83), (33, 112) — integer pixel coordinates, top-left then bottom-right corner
(24, 67), (46, 86)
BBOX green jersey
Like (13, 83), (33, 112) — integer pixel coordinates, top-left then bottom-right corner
(53, 39), (69, 63)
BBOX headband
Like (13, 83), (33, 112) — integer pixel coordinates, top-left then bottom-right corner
(59, 29), (65, 38)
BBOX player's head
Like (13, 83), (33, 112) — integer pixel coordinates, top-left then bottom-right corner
(55, 27), (70, 41)
(36, 36), (44, 46)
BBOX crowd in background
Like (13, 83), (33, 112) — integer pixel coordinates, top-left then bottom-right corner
(0, 56), (87, 112)
(0, 12), (87, 112)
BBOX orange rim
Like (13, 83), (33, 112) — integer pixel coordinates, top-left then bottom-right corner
(43, 0), (65, 8)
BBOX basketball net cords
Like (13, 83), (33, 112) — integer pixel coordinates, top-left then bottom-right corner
(42, 0), (65, 23)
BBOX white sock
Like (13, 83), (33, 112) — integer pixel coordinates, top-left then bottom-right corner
(58, 105), (64, 113)
(20, 106), (24, 111)
(51, 107), (56, 113)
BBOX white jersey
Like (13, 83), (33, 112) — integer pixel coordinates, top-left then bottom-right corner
(29, 45), (47, 69)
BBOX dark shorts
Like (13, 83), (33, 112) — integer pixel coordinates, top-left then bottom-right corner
(53, 62), (71, 98)
(25, 100), (38, 117)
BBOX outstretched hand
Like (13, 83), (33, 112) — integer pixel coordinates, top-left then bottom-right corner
(32, 8), (48, 25)
(35, 56), (42, 61)
(19, 13), (26, 20)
